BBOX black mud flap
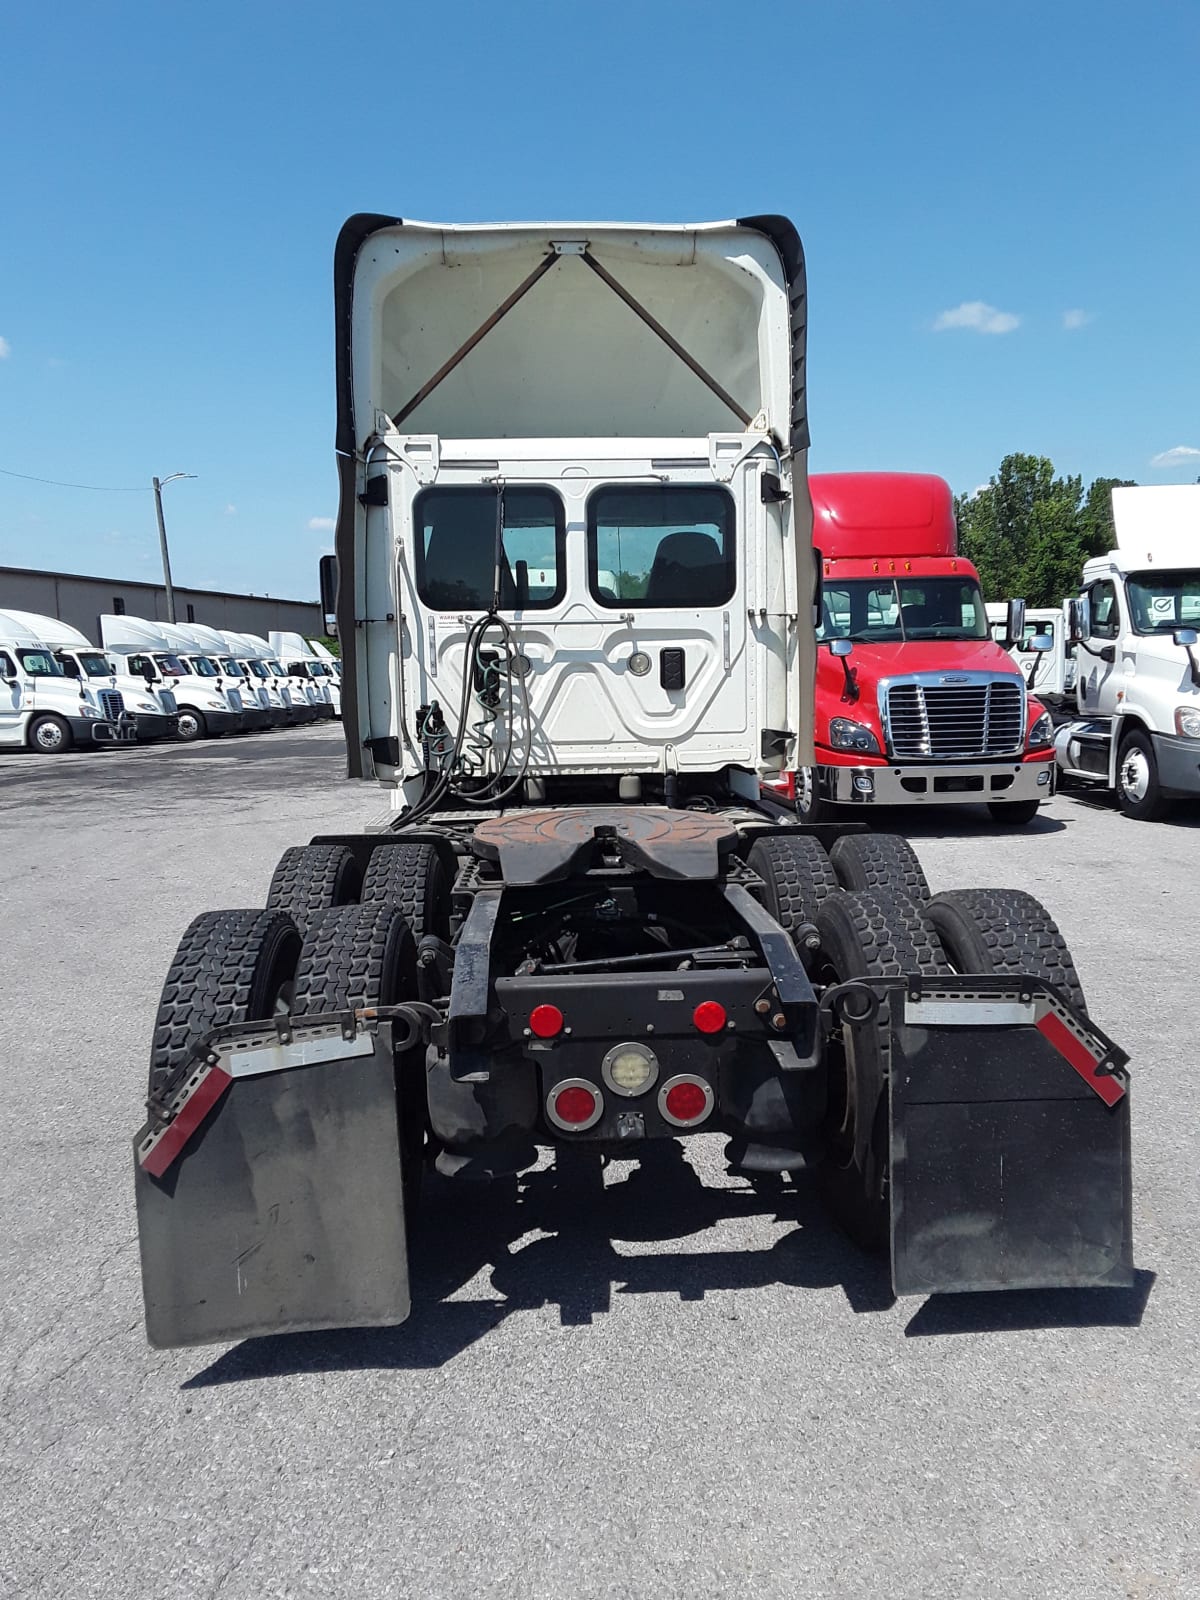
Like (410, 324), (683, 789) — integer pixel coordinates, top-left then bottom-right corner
(135, 1018), (411, 1348)
(867, 977), (1132, 1296)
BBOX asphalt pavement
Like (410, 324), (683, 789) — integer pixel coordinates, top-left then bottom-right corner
(1, 728), (1196, 1599)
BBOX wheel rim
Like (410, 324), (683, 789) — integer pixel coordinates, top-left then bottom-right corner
(34, 721), (64, 751)
(178, 712), (199, 739)
(796, 767), (818, 815)
(1120, 747), (1150, 802)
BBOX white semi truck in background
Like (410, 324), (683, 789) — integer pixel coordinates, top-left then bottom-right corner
(0, 610), (178, 741)
(101, 615), (247, 742)
(1055, 485), (1200, 820)
(0, 609), (133, 751)
(134, 214), (1134, 1349)
(270, 630), (337, 718)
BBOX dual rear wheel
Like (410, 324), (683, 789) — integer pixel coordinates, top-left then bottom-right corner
(749, 830), (1086, 1251)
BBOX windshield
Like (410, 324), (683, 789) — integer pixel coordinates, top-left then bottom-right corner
(245, 659), (269, 678)
(266, 661), (286, 677)
(220, 658), (243, 675)
(77, 652), (114, 678)
(818, 577), (989, 642)
(288, 662), (312, 678)
(308, 661), (331, 677)
(153, 653), (188, 675)
(1125, 570), (1200, 635)
(189, 656), (218, 676)
(16, 648), (63, 676)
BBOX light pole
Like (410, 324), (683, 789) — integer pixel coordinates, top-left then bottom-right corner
(152, 472), (196, 623)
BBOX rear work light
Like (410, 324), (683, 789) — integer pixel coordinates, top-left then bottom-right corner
(546, 1078), (604, 1132)
(658, 1076), (714, 1128)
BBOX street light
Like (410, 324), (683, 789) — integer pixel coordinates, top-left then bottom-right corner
(152, 472), (197, 623)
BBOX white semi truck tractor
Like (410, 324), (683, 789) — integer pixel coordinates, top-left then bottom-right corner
(269, 630), (337, 719)
(101, 615), (247, 742)
(1056, 485), (1200, 819)
(0, 609), (133, 751)
(0, 609), (177, 741)
(134, 216), (1135, 1347)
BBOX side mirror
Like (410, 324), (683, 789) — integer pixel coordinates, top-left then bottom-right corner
(1029, 633), (1054, 653)
(1065, 596), (1091, 644)
(319, 553), (339, 637)
(1004, 598), (1026, 650)
(829, 637), (854, 658)
(1173, 626), (1199, 648)
(141, 661), (157, 684)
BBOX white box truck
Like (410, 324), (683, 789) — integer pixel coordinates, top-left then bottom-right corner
(1056, 485), (1200, 819)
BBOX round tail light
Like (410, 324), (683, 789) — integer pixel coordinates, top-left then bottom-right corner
(530, 1004), (565, 1039)
(692, 1000), (727, 1034)
(658, 1076), (714, 1128)
(546, 1078), (603, 1132)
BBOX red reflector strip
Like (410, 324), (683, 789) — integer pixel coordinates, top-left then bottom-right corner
(1036, 1012), (1125, 1107)
(138, 1064), (233, 1177)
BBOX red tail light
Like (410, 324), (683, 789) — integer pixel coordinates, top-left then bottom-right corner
(546, 1078), (603, 1132)
(529, 1003), (565, 1039)
(692, 1000), (727, 1034)
(658, 1076), (714, 1128)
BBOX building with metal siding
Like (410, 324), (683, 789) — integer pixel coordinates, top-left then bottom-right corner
(0, 565), (322, 643)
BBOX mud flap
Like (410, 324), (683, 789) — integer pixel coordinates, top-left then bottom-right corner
(875, 978), (1134, 1296)
(135, 1019), (411, 1348)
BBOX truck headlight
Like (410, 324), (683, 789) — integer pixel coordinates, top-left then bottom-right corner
(1028, 711), (1054, 748)
(1175, 707), (1200, 738)
(80, 705), (102, 718)
(828, 717), (881, 754)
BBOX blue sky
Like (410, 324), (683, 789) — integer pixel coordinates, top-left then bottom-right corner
(1, 0), (1197, 601)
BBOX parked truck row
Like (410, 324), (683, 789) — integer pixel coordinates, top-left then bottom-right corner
(0, 606), (340, 753)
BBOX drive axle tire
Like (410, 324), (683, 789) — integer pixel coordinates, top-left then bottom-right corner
(292, 903), (424, 1220)
(149, 909), (302, 1100)
(360, 842), (450, 939)
(27, 714), (74, 754)
(746, 834), (839, 941)
(926, 887), (1087, 1013)
(1116, 727), (1170, 821)
(815, 889), (949, 1250)
(986, 798), (1041, 825)
(266, 844), (360, 935)
(829, 833), (930, 900)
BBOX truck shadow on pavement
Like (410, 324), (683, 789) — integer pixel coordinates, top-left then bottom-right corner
(864, 806), (1067, 839)
(183, 1143), (1153, 1387)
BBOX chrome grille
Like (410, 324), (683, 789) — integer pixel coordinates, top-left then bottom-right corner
(98, 689), (124, 721)
(885, 678), (1024, 759)
(158, 690), (177, 714)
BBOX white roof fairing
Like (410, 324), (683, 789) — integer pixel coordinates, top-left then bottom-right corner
(345, 220), (799, 445)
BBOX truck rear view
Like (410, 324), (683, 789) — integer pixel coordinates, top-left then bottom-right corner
(133, 217), (1133, 1349)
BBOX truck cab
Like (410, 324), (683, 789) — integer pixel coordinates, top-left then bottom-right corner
(1056, 485), (1200, 819)
(269, 631), (337, 720)
(788, 473), (1055, 824)
(988, 603), (1077, 717)
(101, 615), (247, 743)
(0, 609), (132, 752)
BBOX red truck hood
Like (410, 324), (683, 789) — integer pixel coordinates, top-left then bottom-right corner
(840, 638), (1021, 679)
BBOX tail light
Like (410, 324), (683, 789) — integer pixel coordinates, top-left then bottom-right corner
(529, 1004), (565, 1039)
(546, 1078), (603, 1132)
(692, 1000), (727, 1034)
(658, 1075), (714, 1128)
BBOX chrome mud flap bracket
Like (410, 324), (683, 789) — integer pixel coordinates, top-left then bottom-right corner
(134, 1010), (426, 1348)
(833, 977), (1133, 1296)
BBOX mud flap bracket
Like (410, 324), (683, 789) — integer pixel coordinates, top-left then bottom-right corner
(877, 977), (1133, 1296)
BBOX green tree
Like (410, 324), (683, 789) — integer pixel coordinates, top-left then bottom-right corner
(956, 454), (1137, 606)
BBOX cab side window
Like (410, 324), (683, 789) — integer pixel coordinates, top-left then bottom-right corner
(1089, 580), (1119, 640)
(0, 651), (15, 678)
(127, 654), (153, 678)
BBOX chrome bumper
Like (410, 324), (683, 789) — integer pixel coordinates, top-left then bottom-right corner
(818, 758), (1055, 807)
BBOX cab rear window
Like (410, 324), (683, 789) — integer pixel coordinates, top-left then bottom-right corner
(414, 487), (564, 611)
(587, 486), (735, 608)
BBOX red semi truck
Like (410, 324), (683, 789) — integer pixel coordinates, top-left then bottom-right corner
(774, 471), (1056, 824)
